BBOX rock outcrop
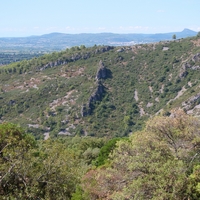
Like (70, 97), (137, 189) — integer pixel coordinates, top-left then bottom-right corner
(179, 63), (190, 78)
(182, 92), (200, 111)
(192, 53), (200, 62)
(81, 81), (105, 117)
(39, 53), (90, 71)
(89, 82), (104, 102)
(39, 46), (114, 71)
(81, 103), (91, 117)
(96, 60), (107, 80)
(94, 46), (114, 54)
(179, 53), (200, 78)
(81, 60), (112, 117)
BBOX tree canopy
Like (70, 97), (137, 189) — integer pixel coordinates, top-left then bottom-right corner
(1, 110), (200, 199)
(82, 110), (200, 199)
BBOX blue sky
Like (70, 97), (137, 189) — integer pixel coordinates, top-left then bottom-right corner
(0, 0), (199, 37)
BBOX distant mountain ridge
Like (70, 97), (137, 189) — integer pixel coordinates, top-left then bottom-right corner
(0, 29), (197, 52)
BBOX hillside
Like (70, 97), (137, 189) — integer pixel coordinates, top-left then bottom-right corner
(1, 35), (200, 139)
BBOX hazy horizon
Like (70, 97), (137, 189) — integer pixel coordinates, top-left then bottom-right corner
(0, 28), (197, 39)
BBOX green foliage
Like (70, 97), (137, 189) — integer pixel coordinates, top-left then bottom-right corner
(0, 123), (89, 199)
(187, 165), (200, 199)
(172, 34), (177, 40)
(83, 147), (100, 164)
(1, 111), (200, 199)
(71, 186), (87, 200)
(94, 138), (122, 167)
(0, 123), (36, 198)
(82, 110), (200, 199)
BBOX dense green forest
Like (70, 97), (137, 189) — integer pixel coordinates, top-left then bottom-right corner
(1, 110), (200, 199)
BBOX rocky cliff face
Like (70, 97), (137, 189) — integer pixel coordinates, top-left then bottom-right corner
(39, 53), (90, 71)
(179, 53), (200, 78)
(81, 60), (110, 117)
(182, 92), (200, 112)
(81, 82), (105, 117)
(81, 103), (91, 117)
(179, 63), (189, 78)
(192, 53), (200, 62)
(39, 46), (114, 71)
(96, 60), (108, 80)
(89, 82), (104, 103)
